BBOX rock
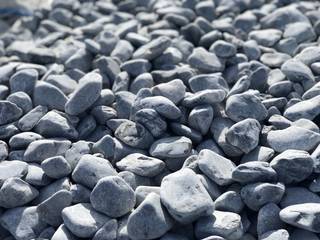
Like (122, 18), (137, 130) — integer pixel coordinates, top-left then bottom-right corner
(188, 47), (224, 73)
(24, 163), (51, 187)
(0, 140), (8, 160)
(281, 59), (315, 83)
(160, 168), (214, 223)
(72, 154), (117, 189)
(284, 95), (320, 121)
(260, 229), (290, 240)
(240, 182), (285, 211)
(198, 149), (236, 186)
(9, 132), (43, 149)
(0, 177), (38, 208)
(280, 203), (320, 232)
(226, 90), (268, 122)
(0, 160), (28, 186)
(62, 203), (110, 238)
(9, 69), (38, 95)
(195, 210), (244, 240)
(0, 101), (23, 125)
(51, 225), (78, 240)
(0, 206), (47, 240)
(232, 161), (277, 184)
(188, 105), (214, 135)
(290, 229), (320, 240)
(127, 193), (173, 239)
(6, 91), (32, 114)
(210, 40), (236, 58)
(116, 153), (165, 177)
(270, 149), (314, 184)
(65, 72), (102, 115)
(93, 219), (118, 240)
(70, 184), (91, 204)
(41, 156), (72, 179)
(248, 29), (282, 47)
(188, 74), (229, 93)
(149, 136), (192, 159)
(17, 105), (48, 131)
(257, 203), (285, 236)
(226, 118), (261, 153)
(90, 176), (135, 218)
(133, 36), (171, 60)
(214, 191), (244, 213)
(279, 187), (320, 208)
(151, 79), (186, 105)
(267, 126), (320, 152)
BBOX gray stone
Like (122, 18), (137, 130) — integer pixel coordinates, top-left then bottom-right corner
(8, 132), (43, 149)
(257, 203), (285, 236)
(90, 176), (135, 218)
(41, 156), (72, 179)
(281, 59), (315, 83)
(160, 168), (214, 223)
(24, 163), (51, 187)
(135, 186), (160, 206)
(240, 146), (275, 163)
(65, 72), (102, 115)
(51, 225), (78, 240)
(188, 74), (229, 93)
(149, 136), (192, 159)
(62, 203), (110, 238)
(72, 154), (117, 189)
(198, 149), (236, 186)
(284, 22), (316, 44)
(24, 139), (71, 163)
(121, 59), (151, 77)
(280, 203), (320, 232)
(188, 47), (224, 73)
(188, 105), (213, 135)
(296, 46), (320, 66)
(0, 160), (28, 186)
(45, 74), (78, 95)
(116, 153), (165, 177)
(232, 161), (277, 184)
(267, 126), (320, 152)
(115, 121), (154, 150)
(0, 140), (8, 160)
(93, 219), (117, 240)
(9, 69), (38, 95)
(183, 89), (226, 107)
(152, 79), (186, 105)
(38, 190), (72, 227)
(240, 182), (285, 211)
(280, 187), (320, 208)
(284, 95), (320, 121)
(0, 206), (47, 240)
(226, 118), (261, 153)
(0, 101), (23, 125)
(210, 40), (236, 58)
(70, 184), (91, 204)
(127, 193), (173, 240)
(290, 229), (320, 240)
(133, 36), (171, 60)
(226, 90), (268, 122)
(7, 92), (32, 114)
(270, 149), (313, 184)
(214, 191), (244, 213)
(248, 29), (282, 47)
(260, 229), (290, 240)
(195, 210), (244, 240)
(0, 177), (38, 208)
(65, 140), (91, 169)
(17, 105), (48, 131)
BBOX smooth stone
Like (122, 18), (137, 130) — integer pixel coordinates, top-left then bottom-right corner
(248, 29), (282, 47)
(0, 177), (38, 208)
(90, 176), (135, 218)
(6, 92), (32, 114)
(62, 203), (110, 238)
(281, 59), (315, 83)
(9, 69), (38, 95)
(0, 101), (23, 125)
(17, 105), (48, 131)
(240, 182), (285, 211)
(151, 79), (186, 105)
(38, 190), (72, 227)
(283, 22), (316, 44)
(240, 146), (275, 163)
(92, 219), (117, 240)
(197, 174), (222, 200)
(0, 206), (47, 240)
(133, 36), (171, 60)
(198, 149), (236, 186)
(45, 74), (77, 95)
(182, 89), (226, 107)
(257, 203), (285, 236)
(116, 153), (165, 177)
(127, 193), (173, 240)
(65, 72), (102, 115)
(92, 135), (115, 160)
(23, 139), (71, 163)
(260, 52), (291, 68)
(232, 161), (277, 184)
(188, 47), (224, 73)
(290, 229), (320, 240)
(72, 154), (117, 189)
(0, 140), (8, 160)
(188, 74), (229, 93)
(267, 126), (320, 152)
(284, 95), (320, 121)
(41, 156), (72, 179)
(280, 187), (320, 208)
(170, 122), (203, 144)
(24, 163), (51, 187)
(115, 121), (154, 150)
(270, 149), (314, 184)
(65, 140), (91, 169)
(33, 81), (68, 111)
(70, 184), (91, 204)
(121, 59), (151, 77)
(280, 203), (320, 232)
(150, 136), (192, 159)
(51, 225), (77, 240)
(260, 229), (290, 240)
(135, 186), (160, 206)
(91, 106), (117, 125)
(226, 90), (268, 122)
(34, 111), (78, 139)
(214, 191), (244, 213)
(188, 105), (214, 135)
(226, 118), (261, 154)
(210, 40), (236, 58)
(296, 46), (320, 66)
(195, 210), (244, 240)
(160, 168), (214, 223)
(8, 132), (43, 149)
(0, 161), (29, 185)
(130, 73), (154, 94)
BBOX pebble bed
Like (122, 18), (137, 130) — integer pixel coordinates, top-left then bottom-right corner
(1, 0), (320, 239)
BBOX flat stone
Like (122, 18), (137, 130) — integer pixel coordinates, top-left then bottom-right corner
(214, 191), (244, 213)
(257, 203), (285, 236)
(62, 203), (110, 238)
(41, 156), (72, 179)
(127, 193), (173, 240)
(280, 187), (320, 208)
(9, 132), (43, 149)
(270, 149), (314, 184)
(198, 149), (236, 186)
(17, 105), (48, 131)
(93, 219), (118, 240)
(188, 105), (214, 135)
(248, 29), (282, 47)
(51, 225), (78, 240)
(0, 101), (23, 125)
(281, 59), (315, 83)
(72, 154), (117, 189)
(280, 203), (320, 232)
(0, 160), (28, 186)
(151, 79), (186, 105)
(90, 176), (135, 218)
(188, 74), (229, 93)
(149, 136), (192, 159)
(182, 89), (226, 107)
(116, 153), (165, 177)
(65, 72), (102, 115)
(133, 36), (171, 60)
(195, 210), (244, 240)
(160, 168), (214, 223)
(188, 47), (224, 73)
(284, 95), (320, 121)
(267, 126), (320, 152)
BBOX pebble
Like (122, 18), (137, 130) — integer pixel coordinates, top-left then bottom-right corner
(41, 156), (72, 179)
(90, 176), (135, 218)
(188, 47), (224, 73)
(160, 168), (214, 223)
(0, 101), (23, 125)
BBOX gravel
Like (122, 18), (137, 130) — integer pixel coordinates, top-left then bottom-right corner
(1, 0), (320, 239)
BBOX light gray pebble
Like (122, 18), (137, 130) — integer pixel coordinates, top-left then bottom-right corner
(214, 191), (244, 213)
(0, 101), (23, 125)
(0, 160), (28, 186)
(93, 219), (117, 240)
(90, 176), (135, 218)
(7, 92), (32, 114)
(260, 229), (290, 240)
(257, 203), (285, 236)
(17, 105), (48, 131)
(9, 132), (43, 149)
(188, 47), (224, 73)
(70, 184), (91, 204)
(41, 156), (72, 179)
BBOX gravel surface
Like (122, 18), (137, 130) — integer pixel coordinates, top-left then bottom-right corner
(0, 0), (320, 239)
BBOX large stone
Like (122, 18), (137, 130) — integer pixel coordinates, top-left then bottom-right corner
(0, 101), (23, 125)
